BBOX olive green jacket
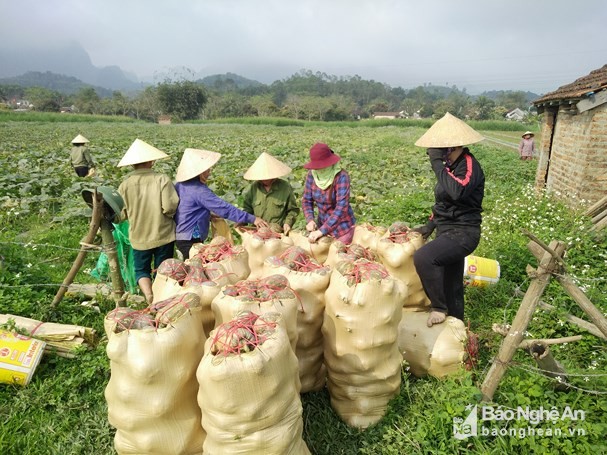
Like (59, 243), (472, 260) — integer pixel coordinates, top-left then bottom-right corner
(118, 169), (179, 250)
(242, 179), (299, 228)
(70, 145), (94, 168)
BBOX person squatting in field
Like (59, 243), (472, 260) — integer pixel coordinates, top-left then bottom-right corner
(519, 131), (535, 161)
(117, 139), (179, 304)
(412, 113), (485, 327)
(302, 143), (356, 244)
(70, 134), (95, 177)
(174, 148), (268, 260)
(242, 152), (300, 235)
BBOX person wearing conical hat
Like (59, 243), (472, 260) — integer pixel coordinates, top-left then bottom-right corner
(412, 113), (486, 327)
(70, 134), (95, 177)
(242, 152), (299, 235)
(519, 131), (535, 161)
(302, 143), (356, 244)
(174, 148), (268, 259)
(117, 138), (179, 304)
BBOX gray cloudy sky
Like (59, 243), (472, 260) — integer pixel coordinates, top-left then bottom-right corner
(2, 0), (606, 94)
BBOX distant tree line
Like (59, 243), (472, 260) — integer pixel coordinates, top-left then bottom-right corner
(0, 69), (536, 122)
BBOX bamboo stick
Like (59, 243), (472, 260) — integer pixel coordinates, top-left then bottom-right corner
(584, 195), (607, 217)
(100, 218), (125, 304)
(527, 342), (570, 391)
(556, 274), (607, 339)
(52, 191), (103, 307)
(481, 240), (566, 402)
(538, 301), (606, 340)
(491, 324), (582, 348)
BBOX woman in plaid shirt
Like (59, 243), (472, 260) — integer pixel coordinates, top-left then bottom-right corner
(302, 143), (356, 244)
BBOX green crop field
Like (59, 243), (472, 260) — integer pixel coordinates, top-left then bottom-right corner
(0, 118), (605, 454)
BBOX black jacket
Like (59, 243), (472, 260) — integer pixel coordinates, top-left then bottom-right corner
(429, 148), (484, 228)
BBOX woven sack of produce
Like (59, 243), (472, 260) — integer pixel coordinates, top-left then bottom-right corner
(104, 293), (206, 455)
(376, 222), (430, 309)
(234, 227), (294, 279)
(189, 236), (250, 284)
(180, 262), (230, 336)
(197, 312), (310, 455)
(397, 310), (468, 378)
(211, 274), (299, 354)
(260, 246), (330, 392)
(324, 241), (377, 269)
(151, 258), (190, 302)
(151, 258), (230, 336)
(288, 230), (333, 264)
(352, 223), (388, 254)
(323, 259), (405, 429)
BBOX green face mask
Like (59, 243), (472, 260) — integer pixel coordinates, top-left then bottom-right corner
(311, 164), (341, 190)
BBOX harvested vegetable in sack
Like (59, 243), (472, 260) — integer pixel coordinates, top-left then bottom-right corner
(352, 223), (388, 253)
(104, 297), (207, 455)
(212, 274), (299, 353)
(397, 311), (468, 378)
(377, 221), (430, 309)
(197, 312), (310, 455)
(236, 227), (294, 280)
(288, 230), (333, 264)
(323, 258), (404, 429)
(156, 258), (190, 284)
(261, 247), (330, 392)
(189, 236), (250, 284)
(334, 258), (389, 286)
(104, 292), (201, 334)
(273, 246), (325, 272)
(325, 241), (377, 268)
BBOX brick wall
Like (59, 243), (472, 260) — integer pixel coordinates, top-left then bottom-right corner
(534, 104), (607, 208)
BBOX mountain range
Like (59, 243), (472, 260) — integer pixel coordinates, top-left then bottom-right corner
(0, 42), (143, 92)
(0, 42), (540, 103)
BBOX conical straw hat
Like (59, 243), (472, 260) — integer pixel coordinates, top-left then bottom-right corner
(175, 148), (222, 182)
(414, 112), (484, 148)
(117, 138), (169, 167)
(71, 134), (89, 144)
(243, 152), (292, 180)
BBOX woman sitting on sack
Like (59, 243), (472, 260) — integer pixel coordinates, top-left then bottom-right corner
(242, 152), (300, 235)
(412, 113), (485, 327)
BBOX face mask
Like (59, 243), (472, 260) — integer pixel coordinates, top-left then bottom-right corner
(442, 148), (454, 165)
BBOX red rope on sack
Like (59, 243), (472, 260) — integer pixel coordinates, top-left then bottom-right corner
(30, 321), (45, 336)
(252, 227), (282, 240)
(464, 320), (479, 371)
(210, 312), (279, 357)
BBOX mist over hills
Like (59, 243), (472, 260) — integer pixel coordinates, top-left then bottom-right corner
(0, 42), (143, 92)
(0, 42), (541, 103)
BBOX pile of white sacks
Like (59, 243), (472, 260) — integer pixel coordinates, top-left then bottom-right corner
(104, 223), (470, 454)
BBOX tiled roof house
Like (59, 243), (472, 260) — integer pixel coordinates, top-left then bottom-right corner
(532, 64), (607, 207)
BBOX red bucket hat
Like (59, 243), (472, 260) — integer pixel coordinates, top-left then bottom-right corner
(303, 143), (341, 170)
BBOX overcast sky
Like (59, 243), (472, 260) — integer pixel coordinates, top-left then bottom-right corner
(2, 0), (606, 94)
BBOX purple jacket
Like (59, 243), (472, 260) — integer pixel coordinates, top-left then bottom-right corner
(175, 179), (254, 241)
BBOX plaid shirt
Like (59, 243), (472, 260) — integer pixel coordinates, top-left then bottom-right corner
(302, 170), (355, 238)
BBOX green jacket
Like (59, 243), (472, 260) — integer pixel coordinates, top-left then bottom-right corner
(242, 179), (299, 228)
(118, 169), (179, 250)
(70, 145), (94, 168)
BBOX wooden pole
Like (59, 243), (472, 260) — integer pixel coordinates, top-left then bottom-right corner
(52, 192), (103, 307)
(584, 195), (607, 217)
(526, 342), (570, 391)
(481, 240), (566, 402)
(100, 219), (125, 304)
(556, 275), (607, 339)
(538, 301), (606, 340)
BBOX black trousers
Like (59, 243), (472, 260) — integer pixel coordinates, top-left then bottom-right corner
(176, 238), (201, 260)
(413, 226), (480, 321)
